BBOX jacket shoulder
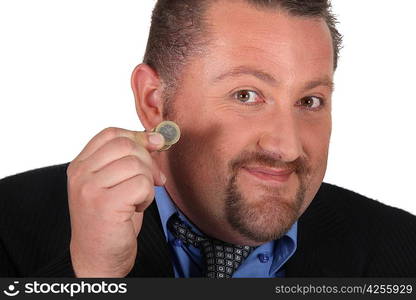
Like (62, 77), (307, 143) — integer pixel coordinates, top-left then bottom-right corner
(0, 163), (70, 217)
(300, 182), (416, 276)
(317, 182), (416, 230)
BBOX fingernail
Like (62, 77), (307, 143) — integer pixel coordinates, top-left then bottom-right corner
(160, 173), (167, 184)
(149, 133), (164, 146)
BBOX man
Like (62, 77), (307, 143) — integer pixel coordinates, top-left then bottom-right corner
(1, 0), (415, 278)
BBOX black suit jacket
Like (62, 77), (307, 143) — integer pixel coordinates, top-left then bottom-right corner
(0, 163), (415, 277)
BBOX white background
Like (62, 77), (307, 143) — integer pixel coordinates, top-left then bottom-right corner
(0, 0), (415, 214)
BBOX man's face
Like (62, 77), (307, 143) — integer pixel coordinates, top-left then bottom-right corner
(162, 1), (334, 246)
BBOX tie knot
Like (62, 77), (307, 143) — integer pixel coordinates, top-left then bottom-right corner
(168, 213), (254, 278)
(168, 213), (205, 248)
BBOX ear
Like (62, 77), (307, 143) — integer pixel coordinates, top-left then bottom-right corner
(131, 63), (164, 131)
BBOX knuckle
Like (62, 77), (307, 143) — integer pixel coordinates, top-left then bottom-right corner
(135, 184), (154, 211)
(102, 127), (121, 139)
(66, 161), (76, 177)
(79, 181), (99, 201)
(139, 176), (154, 202)
(115, 137), (136, 153)
(132, 175), (152, 201)
(67, 161), (83, 182)
(67, 174), (78, 189)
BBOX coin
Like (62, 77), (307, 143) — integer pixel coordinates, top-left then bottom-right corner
(152, 121), (181, 151)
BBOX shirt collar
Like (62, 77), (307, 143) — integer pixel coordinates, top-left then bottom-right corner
(154, 186), (203, 241)
(154, 186), (178, 241)
(154, 185), (297, 252)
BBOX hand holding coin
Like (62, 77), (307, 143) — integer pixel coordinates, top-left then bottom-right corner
(67, 121), (180, 277)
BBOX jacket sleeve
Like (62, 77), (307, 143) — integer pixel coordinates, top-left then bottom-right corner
(0, 163), (75, 277)
(29, 248), (76, 277)
(0, 238), (19, 276)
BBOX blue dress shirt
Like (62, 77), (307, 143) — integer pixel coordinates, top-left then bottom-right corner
(154, 186), (297, 278)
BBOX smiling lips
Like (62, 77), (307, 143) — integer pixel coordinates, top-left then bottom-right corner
(242, 166), (294, 183)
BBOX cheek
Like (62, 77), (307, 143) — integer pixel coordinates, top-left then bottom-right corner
(173, 98), (249, 159)
(299, 118), (331, 182)
(300, 149), (329, 214)
(171, 114), (253, 188)
(299, 119), (331, 198)
(169, 122), (228, 182)
(300, 115), (331, 157)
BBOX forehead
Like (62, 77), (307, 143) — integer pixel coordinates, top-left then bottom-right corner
(201, 0), (334, 80)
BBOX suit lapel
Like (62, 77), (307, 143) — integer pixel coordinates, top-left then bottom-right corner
(128, 201), (174, 277)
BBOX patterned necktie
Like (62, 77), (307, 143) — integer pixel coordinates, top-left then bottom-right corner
(168, 213), (253, 278)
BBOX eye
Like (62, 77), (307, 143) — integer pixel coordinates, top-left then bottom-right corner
(298, 96), (324, 110)
(233, 90), (259, 104)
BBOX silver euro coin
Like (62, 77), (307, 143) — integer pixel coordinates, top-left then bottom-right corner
(152, 121), (181, 151)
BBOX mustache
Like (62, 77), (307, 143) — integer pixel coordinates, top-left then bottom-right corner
(229, 151), (309, 176)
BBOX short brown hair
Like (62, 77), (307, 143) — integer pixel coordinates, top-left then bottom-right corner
(143, 0), (342, 107)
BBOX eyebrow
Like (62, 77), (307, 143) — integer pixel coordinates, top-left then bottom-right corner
(304, 77), (334, 92)
(212, 65), (334, 92)
(212, 66), (278, 86)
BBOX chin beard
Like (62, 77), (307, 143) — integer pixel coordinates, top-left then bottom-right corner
(225, 177), (306, 243)
(224, 170), (307, 244)
(223, 150), (311, 244)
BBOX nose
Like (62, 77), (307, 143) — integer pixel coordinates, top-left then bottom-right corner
(257, 112), (303, 162)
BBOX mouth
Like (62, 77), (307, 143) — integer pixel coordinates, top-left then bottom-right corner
(241, 166), (294, 183)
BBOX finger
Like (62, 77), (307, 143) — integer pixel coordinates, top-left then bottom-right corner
(82, 134), (163, 173)
(104, 174), (155, 213)
(75, 127), (164, 161)
(92, 155), (156, 188)
(75, 127), (130, 161)
(134, 131), (166, 153)
(151, 159), (166, 187)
